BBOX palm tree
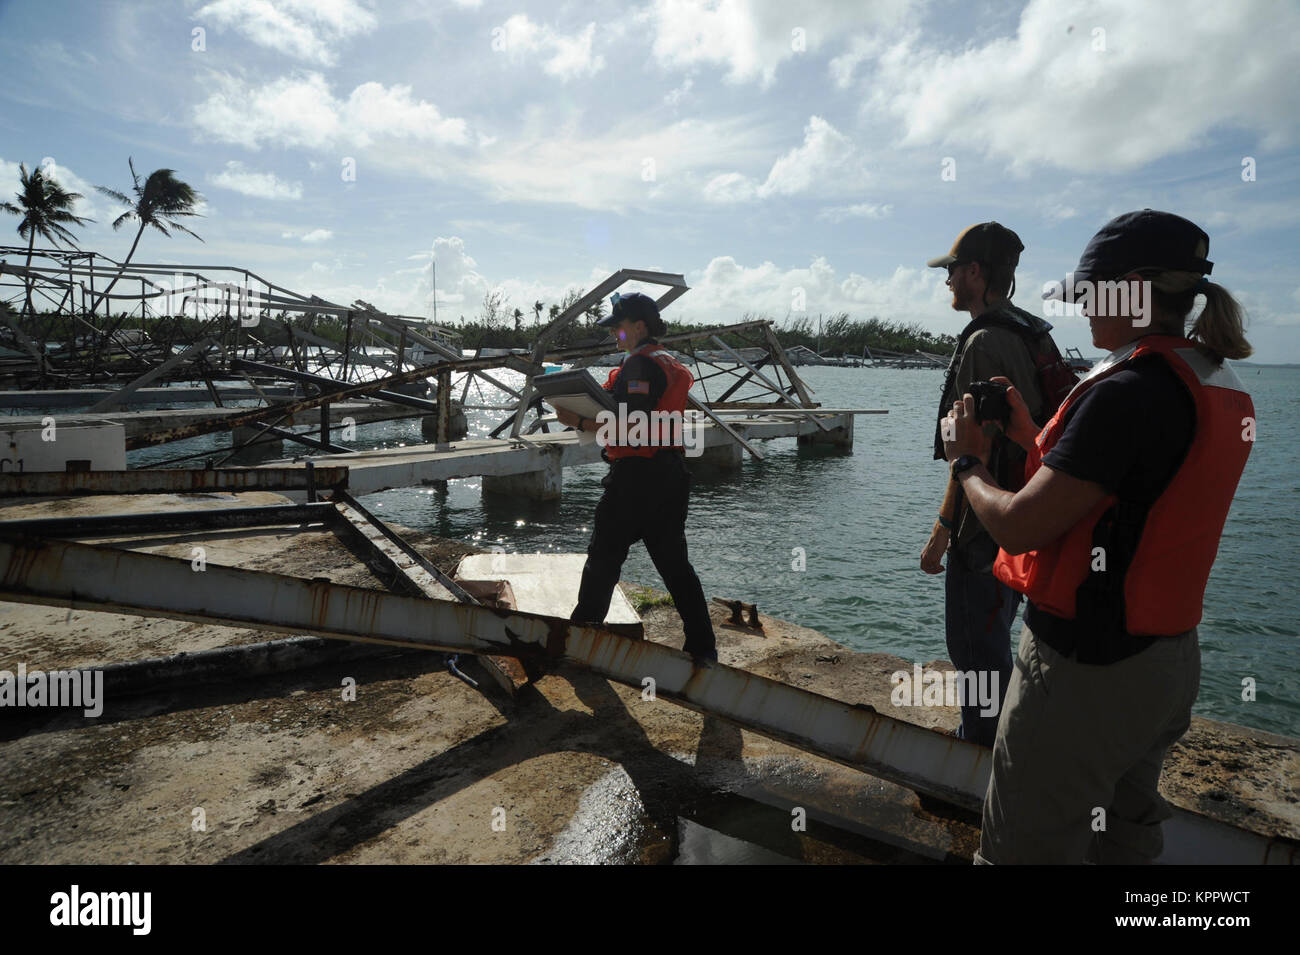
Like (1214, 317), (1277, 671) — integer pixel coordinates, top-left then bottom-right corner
(533, 299), (544, 326)
(91, 158), (204, 317)
(2, 163), (92, 322)
(585, 300), (605, 326)
(512, 307), (523, 333)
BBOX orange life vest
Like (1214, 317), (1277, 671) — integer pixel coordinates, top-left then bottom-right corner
(993, 335), (1254, 636)
(602, 342), (694, 460)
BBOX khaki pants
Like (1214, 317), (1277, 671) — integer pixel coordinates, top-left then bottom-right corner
(976, 621), (1200, 864)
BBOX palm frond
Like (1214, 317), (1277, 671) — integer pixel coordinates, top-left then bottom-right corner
(167, 220), (204, 241)
(96, 186), (133, 205)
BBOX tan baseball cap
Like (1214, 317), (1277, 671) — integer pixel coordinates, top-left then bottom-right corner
(927, 222), (1024, 269)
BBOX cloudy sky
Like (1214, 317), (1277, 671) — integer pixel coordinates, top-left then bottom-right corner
(2, 0), (1297, 360)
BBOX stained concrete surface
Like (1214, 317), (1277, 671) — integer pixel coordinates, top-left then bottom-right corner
(0, 492), (1294, 864)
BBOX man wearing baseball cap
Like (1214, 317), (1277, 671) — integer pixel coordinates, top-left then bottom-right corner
(941, 210), (1254, 863)
(556, 291), (718, 663)
(921, 222), (1058, 747)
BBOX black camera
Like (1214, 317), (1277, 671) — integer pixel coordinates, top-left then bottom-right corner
(968, 380), (1011, 428)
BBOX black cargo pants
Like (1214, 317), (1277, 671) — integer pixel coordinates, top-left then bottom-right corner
(570, 449), (717, 658)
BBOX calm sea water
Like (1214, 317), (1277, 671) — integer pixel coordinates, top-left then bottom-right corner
(125, 363), (1300, 739)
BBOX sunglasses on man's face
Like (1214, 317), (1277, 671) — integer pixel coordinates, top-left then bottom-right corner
(946, 261), (971, 277)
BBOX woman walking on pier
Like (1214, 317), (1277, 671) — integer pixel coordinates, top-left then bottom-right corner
(556, 292), (718, 664)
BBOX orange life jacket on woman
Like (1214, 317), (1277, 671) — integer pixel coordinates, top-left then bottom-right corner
(602, 342), (694, 460)
(993, 335), (1254, 636)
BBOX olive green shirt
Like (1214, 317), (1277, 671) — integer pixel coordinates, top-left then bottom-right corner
(942, 305), (1046, 551)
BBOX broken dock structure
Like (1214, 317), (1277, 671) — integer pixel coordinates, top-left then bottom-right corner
(4, 260), (881, 497)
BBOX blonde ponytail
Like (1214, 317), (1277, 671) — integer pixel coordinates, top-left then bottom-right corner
(1150, 272), (1253, 362)
(1190, 281), (1252, 361)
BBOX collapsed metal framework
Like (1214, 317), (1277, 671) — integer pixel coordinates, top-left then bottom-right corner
(2, 250), (830, 469)
(0, 495), (1292, 864)
(0, 245), (462, 389)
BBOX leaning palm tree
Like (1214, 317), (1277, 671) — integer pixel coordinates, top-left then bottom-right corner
(2, 162), (92, 322)
(91, 158), (204, 317)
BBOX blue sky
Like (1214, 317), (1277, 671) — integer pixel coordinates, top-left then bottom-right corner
(2, 0), (1298, 360)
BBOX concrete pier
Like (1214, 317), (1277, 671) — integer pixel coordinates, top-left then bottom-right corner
(688, 440), (743, 474)
(266, 412), (860, 497)
(797, 414), (854, 450)
(481, 448), (565, 500)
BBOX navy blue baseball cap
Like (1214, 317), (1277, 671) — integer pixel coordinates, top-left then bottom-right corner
(1043, 209), (1213, 300)
(598, 291), (662, 329)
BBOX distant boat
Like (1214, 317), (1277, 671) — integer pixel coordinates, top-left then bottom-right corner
(1064, 347), (1093, 373)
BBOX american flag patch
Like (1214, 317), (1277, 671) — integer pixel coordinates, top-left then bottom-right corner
(627, 379), (650, 394)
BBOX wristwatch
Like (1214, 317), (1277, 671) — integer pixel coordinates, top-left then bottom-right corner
(951, 454), (981, 477)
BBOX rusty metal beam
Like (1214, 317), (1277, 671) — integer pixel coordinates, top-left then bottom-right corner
(0, 534), (1292, 864)
(0, 466), (348, 497)
(327, 492), (524, 693)
(0, 502), (335, 538)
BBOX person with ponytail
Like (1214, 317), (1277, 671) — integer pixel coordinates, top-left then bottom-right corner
(940, 210), (1255, 864)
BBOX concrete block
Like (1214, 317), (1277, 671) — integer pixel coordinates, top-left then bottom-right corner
(798, 414), (854, 450)
(482, 453), (563, 500)
(687, 440), (743, 474)
(0, 418), (125, 473)
(455, 552), (643, 638)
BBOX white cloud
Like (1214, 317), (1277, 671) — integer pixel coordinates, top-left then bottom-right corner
(192, 73), (470, 151)
(703, 171), (756, 203)
(282, 227), (333, 242)
(863, 0), (1300, 173)
(499, 15), (605, 81)
(829, 33), (888, 89)
(194, 0), (378, 67)
(467, 113), (773, 211)
(195, 73), (775, 210)
(673, 253), (951, 328)
(760, 116), (864, 196)
(704, 116), (869, 202)
(648, 0), (918, 87)
(818, 202), (893, 222)
(210, 161), (303, 200)
(664, 77), (693, 106)
(413, 236), (488, 315)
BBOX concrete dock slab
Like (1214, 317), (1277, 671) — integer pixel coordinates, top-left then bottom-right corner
(264, 412), (855, 496)
(456, 552), (642, 638)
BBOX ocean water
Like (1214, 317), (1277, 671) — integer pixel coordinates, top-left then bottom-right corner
(124, 362), (1299, 739)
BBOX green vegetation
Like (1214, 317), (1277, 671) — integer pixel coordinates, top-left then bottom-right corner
(775, 313), (955, 357)
(89, 157), (204, 315)
(626, 586), (675, 612)
(1, 162), (92, 325)
(450, 295), (956, 357)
